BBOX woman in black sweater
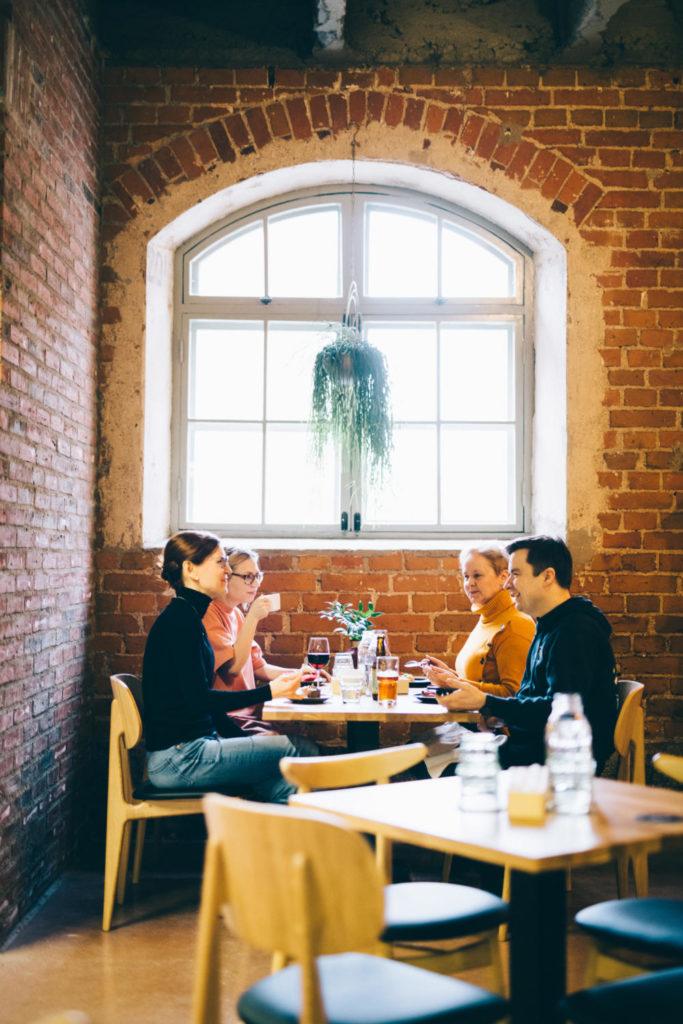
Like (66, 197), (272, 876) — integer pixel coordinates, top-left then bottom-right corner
(143, 531), (316, 803)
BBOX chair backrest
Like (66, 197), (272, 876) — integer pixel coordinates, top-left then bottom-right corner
(652, 753), (683, 784)
(614, 679), (645, 785)
(202, 793), (385, 961)
(108, 674), (144, 807)
(280, 742), (427, 794)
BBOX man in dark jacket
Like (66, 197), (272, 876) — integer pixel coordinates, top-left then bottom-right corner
(434, 536), (618, 770)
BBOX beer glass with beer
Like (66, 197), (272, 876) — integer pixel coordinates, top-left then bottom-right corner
(376, 655), (399, 708)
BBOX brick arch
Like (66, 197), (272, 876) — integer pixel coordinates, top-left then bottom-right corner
(103, 89), (605, 241)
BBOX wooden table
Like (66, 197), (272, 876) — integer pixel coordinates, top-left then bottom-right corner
(263, 692), (477, 751)
(292, 775), (683, 1024)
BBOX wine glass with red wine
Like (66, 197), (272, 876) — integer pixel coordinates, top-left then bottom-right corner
(306, 636), (330, 683)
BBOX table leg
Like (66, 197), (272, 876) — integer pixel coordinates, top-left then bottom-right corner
(509, 868), (566, 1024)
(346, 721), (380, 752)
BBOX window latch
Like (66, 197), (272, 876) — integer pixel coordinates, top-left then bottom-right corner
(340, 511), (348, 531)
(353, 512), (361, 532)
(260, 295), (272, 305)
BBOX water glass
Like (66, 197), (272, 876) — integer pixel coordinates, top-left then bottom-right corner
(456, 732), (506, 812)
(340, 670), (363, 704)
(331, 652), (354, 696)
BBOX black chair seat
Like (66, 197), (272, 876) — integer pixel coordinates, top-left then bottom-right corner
(382, 882), (508, 942)
(238, 952), (507, 1024)
(575, 898), (683, 959)
(561, 966), (683, 1024)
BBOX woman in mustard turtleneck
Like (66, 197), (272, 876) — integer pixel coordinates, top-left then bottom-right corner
(425, 545), (534, 697)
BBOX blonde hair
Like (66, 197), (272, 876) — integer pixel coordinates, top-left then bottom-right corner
(223, 546), (259, 571)
(459, 544), (508, 577)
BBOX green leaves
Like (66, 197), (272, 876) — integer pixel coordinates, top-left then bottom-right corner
(319, 599), (383, 643)
(310, 324), (393, 482)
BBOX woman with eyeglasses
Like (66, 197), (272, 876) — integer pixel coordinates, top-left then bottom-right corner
(142, 531), (316, 804)
(204, 546), (300, 736)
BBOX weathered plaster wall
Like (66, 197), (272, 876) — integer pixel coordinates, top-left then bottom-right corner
(96, 65), (682, 759)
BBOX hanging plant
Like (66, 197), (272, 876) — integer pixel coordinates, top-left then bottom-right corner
(310, 321), (393, 480)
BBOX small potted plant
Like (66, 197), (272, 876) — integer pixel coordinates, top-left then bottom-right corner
(319, 599), (383, 660)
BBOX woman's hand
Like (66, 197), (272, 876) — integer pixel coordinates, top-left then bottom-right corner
(423, 654), (450, 672)
(246, 594), (275, 623)
(270, 671), (303, 699)
(436, 677), (486, 712)
(423, 663), (458, 689)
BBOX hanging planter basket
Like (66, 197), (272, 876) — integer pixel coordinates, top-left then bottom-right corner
(310, 321), (393, 481)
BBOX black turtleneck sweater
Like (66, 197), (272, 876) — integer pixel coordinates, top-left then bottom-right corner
(482, 596), (618, 771)
(142, 587), (273, 751)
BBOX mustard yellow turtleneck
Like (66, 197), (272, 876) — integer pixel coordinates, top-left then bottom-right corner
(454, 588), (535, 697)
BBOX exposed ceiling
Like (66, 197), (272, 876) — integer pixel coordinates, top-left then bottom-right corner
(92, 0), (683, 66)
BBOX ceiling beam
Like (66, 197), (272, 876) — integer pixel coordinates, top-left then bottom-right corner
(560, 0), (629, 56)
(315, 0), (347, 51)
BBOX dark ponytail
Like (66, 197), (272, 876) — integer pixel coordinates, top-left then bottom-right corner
(160, 531), (221, 593)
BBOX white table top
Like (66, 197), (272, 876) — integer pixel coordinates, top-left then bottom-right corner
(263, 691), (478, 725)
(291, 776), (683, 873)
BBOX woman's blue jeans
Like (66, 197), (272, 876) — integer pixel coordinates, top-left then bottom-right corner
(147, 732), (318, 804)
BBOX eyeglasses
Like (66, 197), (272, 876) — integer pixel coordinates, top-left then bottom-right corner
(229, 571), (264, 585)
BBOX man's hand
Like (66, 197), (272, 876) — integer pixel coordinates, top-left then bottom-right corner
(436, 676), (486, 712)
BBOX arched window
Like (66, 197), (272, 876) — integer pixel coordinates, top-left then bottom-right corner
(173, 186), (531, 539)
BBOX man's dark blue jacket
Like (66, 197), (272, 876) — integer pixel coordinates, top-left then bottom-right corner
(482, 596), (618, 771)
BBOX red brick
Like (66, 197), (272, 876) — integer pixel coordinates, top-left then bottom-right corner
(384, 93), (404, 128)
(206, 121), (236, 163)
(348, 89), (366, 126)
(366, 91), (385, 123)
(266, 102), (291, 138)
(286, 98), (312, 140)
(245, 107), (271, 148)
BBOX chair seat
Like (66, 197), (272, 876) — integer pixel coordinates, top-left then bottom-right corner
(238, 952), (507, 1024)
(382, 882), (508, 942)
(575, 898), (683, 958)
(561, 966), (683, 1024)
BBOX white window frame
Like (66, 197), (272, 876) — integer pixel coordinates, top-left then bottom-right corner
(172, 185), (533, 540)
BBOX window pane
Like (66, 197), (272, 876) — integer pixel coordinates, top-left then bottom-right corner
(441, 223), (515, 298)
(440, 325), (513, 422)
(365, 323), (436, 422)
(441, 425), (514, 524)
(189, 321), (264, 420)
(189, 222), (264, 296)
(366, 205), (437, 297)
(188, 424), (262, 524)
(266, 323), (334, 421)
(268, 205), (341, 298)
(364, 425), (438, 525)
(264, 425), (338, 526)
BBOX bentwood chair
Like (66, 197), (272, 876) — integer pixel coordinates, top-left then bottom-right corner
(192, 794), (508, 1024)
(102, 673), (205, 930)
(653, 752), (683, 784)
(280, 744), (508, 991)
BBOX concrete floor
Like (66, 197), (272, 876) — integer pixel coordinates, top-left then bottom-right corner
(2, 852), (680, 1024)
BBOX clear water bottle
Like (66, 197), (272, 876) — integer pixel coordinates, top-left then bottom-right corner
(456, 732), (507, 812)
(545, 693), (595, 815)
(357, 631), (376, 700)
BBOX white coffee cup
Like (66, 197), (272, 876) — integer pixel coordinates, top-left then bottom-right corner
(264, 592), (280, 611)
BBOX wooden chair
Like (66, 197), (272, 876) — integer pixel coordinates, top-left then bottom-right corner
(279, 744), (507, 991)
(653, 753), (683, 784)
(192, 794), (508, 1024)
(614, 680), (647, 898)
(102, 673), (205, 931)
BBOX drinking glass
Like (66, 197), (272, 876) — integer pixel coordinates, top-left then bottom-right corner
(331, 651), (354, 696)
(376, 655), (399, 708)
(340, 669), (363, 704)
(306, 637), (330, 682)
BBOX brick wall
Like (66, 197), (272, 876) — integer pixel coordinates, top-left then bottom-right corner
(96, 66), (682, 759)
(0, 0), (99, 940)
